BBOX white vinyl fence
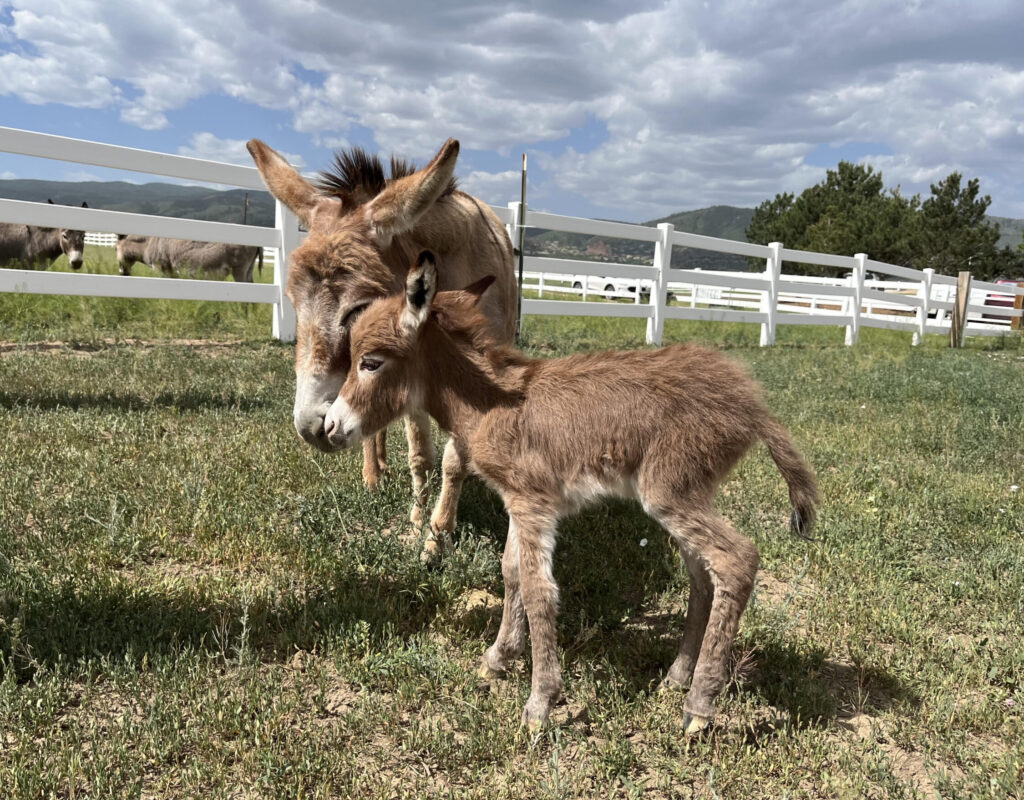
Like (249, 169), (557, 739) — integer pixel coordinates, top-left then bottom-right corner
(0, 126), (299, 340)
(2, 126), (1022, 346)
(499, 204), (1024, 346)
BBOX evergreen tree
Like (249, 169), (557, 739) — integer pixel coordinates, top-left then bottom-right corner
(746, 164), (1020, 278)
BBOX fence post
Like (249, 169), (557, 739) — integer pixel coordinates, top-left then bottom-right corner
(759, 242), (781, 346)
(1012, 281), (1024, 332)
(646, 222), (672, 346)
(950, 270), (972, 348)
(913, 267), (934, 346)
(844, 253), (866, 346)
(273, 200), (298, 342)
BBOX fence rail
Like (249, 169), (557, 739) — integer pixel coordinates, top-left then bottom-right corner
(2, 126), (1022, 346)
(0, 126), (299, 341)
(506, 203), (1024, 346)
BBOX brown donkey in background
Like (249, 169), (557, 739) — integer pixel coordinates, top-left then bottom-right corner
(247, 138), (516, 560)
(327, 252), (819, 732)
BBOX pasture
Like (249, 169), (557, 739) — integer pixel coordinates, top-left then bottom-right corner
(1, 246), (1022, 798)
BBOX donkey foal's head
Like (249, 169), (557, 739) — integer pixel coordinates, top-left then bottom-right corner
(322, 251), (494, 449)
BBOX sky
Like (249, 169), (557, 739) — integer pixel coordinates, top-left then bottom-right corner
(1, 0), (1023, 221)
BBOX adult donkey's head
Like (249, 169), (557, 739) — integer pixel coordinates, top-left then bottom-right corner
(47, 199), (88, 270)
(246, 138), (460, 451)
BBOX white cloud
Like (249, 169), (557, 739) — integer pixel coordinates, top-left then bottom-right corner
(1, 0), (1023, 218)
(178, 132), (305, 168)
(459, 170), (522, 207)
(0, 170), (17, 179)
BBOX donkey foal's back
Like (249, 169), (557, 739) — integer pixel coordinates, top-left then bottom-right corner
(333, 254), (819, 733)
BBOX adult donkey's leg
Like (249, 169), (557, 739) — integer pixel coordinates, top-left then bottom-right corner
(404, 410), (435, 528)
(424, 436), (469, 560)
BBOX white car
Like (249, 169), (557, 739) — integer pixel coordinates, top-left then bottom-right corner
(571, 275), (652, 298)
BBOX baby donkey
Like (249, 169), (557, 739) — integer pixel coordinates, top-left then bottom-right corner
(326, 252), (819, 733)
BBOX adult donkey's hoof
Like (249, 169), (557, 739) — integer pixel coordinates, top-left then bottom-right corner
(477, 660), (505, 681)
(682, 712), (711, 735)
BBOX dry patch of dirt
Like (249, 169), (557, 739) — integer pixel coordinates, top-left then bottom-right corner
(0, 338), (249, 358)
(838, 712), (966, 800)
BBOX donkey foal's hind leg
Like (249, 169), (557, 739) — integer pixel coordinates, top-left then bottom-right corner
(659, 549), (713, 691)
(661, 510), (758, 734)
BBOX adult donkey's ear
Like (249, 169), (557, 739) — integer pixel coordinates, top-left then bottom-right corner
(366, 139), (459, 246)
(247, 139), (323, 228)
(402, 251), (438, 333)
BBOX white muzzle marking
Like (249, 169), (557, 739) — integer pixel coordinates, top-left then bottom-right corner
(293, 371), (344, 444)
(324, 395), (362, 448)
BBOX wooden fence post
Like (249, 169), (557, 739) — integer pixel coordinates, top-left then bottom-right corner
(1012, 281), (1024, 332)
(272, 200), (298, 342)
(950, 270), (972, 348)
(646, 222), (673, 346)
(759, 242), (781, 346)
(845, 253), (866, 346)
(913, 267), (934, 346)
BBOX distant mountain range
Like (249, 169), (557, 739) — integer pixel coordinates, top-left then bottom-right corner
(0, 179), (274, 227)
(2, 180), (1020, 269)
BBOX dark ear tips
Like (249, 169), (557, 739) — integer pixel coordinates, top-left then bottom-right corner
(416, 250), (435, 267)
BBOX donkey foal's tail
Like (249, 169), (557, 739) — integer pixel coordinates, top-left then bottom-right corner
(759, 416), (819, 539)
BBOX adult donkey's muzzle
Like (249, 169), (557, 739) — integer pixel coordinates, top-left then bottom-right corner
(293, 371), (345, 452)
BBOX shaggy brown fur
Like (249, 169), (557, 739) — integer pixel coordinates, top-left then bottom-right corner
(0, 200), (88, 270)
(328, 252), (819, 731)
(116, 235), (262, 281)
(247, 138), (516, 558)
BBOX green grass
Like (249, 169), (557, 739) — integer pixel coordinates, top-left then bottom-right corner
(1, 265), (1023, 798)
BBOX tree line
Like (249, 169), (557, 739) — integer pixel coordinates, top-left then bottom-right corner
(745, 162), (1023, 280)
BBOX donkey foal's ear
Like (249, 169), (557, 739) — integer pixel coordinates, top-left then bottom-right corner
(461, 274), (496, 304)
(402, 251), (438, 333)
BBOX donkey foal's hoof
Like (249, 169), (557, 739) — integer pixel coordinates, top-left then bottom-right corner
(682, 712), (711, 736)
(419, 538), (444, 564)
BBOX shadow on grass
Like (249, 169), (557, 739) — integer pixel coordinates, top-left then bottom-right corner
(0, 565), (443, 680)
(0, 388), (274, 413)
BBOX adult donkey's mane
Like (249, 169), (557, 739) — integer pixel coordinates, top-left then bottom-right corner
(315, 147), (458, 212)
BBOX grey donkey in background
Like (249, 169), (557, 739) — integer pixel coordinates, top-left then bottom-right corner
(116, 235), (263, 282)
(0, 200), (88, 270)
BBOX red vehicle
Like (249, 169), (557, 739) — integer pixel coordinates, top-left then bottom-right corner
(982, 279), (1023, 321)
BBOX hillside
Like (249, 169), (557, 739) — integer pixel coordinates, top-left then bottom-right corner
(3, 178), (1020, 265)
(524, 204), (756, 270)
(0, 179), (274, 227)
(991, 215), (1024, 251)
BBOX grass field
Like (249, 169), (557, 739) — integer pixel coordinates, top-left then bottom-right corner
(1, 247), (1023, 798)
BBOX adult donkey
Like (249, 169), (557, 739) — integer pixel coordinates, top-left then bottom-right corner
(116, 235), (263, 282)
(0, 200), (88, 270)
(247, 137), (516, 559)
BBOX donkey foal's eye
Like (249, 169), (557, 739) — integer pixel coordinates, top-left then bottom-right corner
(360, 356), (383, 372)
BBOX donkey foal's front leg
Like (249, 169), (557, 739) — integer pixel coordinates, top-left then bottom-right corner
(429, 436), (469, 539)
(515, 515), (562, 730)
(404, 410), (435, 529)
(361, 428), (389, 490)
(480, 519), (526, 678)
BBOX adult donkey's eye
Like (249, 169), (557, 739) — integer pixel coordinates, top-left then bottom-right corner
(359, 356), (383, 372)
(341, 302), (369, 328)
